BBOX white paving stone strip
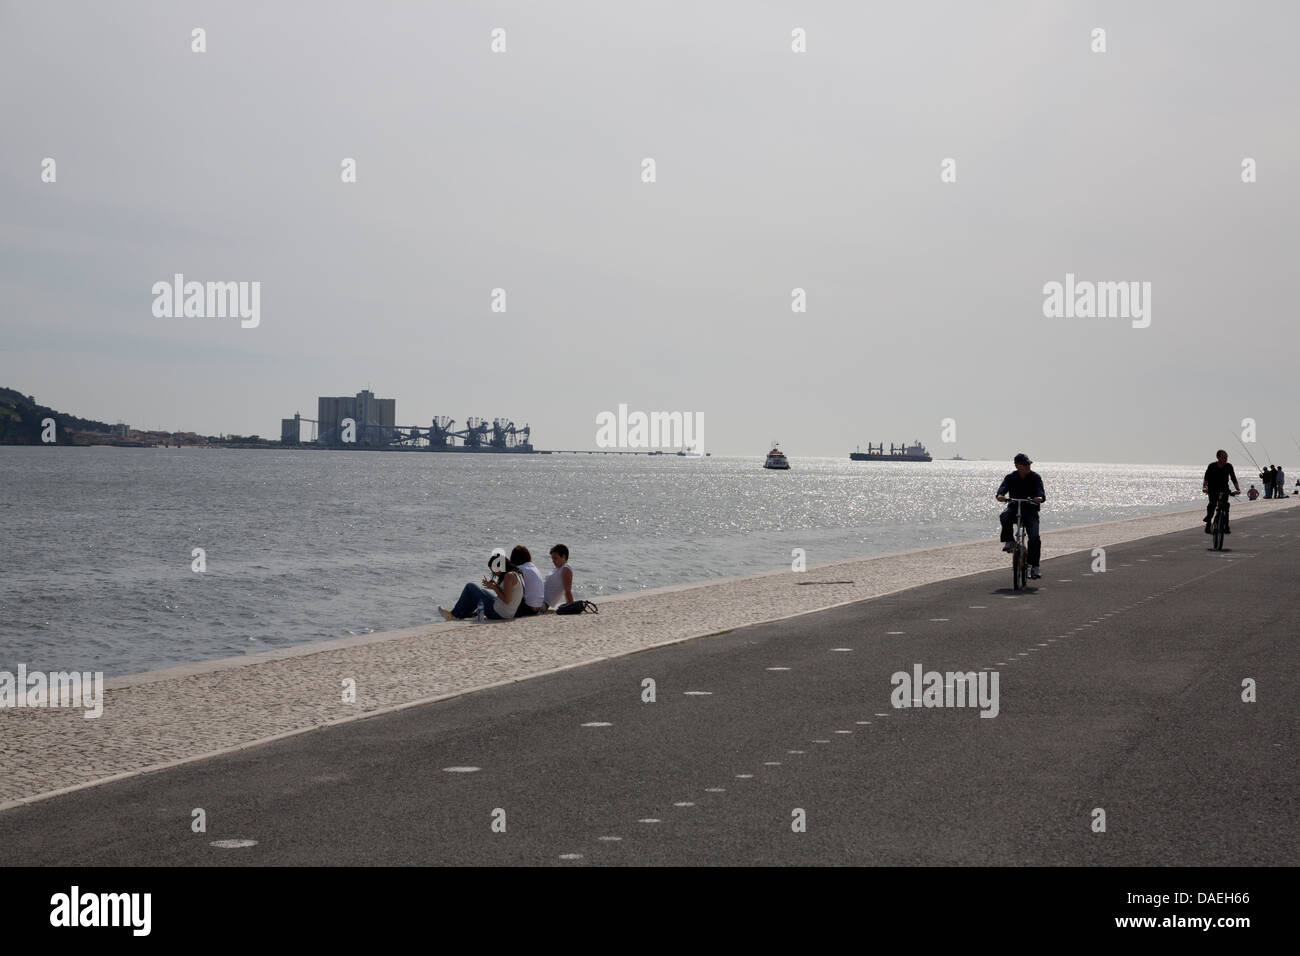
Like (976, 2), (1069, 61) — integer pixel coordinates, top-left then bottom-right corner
(2, 501), (1295, 809)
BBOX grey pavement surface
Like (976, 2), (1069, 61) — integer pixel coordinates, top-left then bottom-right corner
(3, 509), (1296, 866)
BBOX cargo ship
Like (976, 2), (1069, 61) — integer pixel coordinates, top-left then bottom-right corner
(850, 441), (932, 462)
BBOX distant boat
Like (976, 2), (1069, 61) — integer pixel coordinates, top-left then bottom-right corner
(764, 443), (790, 470)
(951, 454), (965, 461)
(851, 440), (932, 462)
(676, 445), (704, 457)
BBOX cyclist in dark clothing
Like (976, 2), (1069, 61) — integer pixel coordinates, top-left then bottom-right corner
(1203, 450), (1241, 532)
(996, 453), (1046, 579)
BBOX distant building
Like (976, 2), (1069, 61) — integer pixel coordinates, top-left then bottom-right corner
(317, 390), (396, 446)
(281, 414), (301, 444)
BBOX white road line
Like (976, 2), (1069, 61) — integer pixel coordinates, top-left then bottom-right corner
(581, 722), (613, 727)
(442, 767), (481, 773)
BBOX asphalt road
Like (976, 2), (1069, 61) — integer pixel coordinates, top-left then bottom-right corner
(3, 509), (1296, 866)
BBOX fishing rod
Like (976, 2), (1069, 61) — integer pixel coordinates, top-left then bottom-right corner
(1231, 431), (1262, 471)
(1260, 441), (1274, 467)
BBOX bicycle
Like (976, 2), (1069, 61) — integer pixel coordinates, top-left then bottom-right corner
(1003, 497), (1037, 590)
(1208, 490), (1239, 551)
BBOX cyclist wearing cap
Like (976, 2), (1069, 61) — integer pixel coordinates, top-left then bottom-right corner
(996, 453), (1046, 580)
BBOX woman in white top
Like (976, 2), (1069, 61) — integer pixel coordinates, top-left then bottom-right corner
(440, 551), (525, 620)
(544, 543), (575, 609)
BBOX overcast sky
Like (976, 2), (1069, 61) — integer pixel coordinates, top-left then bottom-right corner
(3, 1), (1297, 463)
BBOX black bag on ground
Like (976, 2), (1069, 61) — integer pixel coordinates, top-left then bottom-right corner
(556, 600), (598, 615)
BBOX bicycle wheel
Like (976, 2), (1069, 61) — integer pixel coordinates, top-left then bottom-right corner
(1212, 516), (1224, 550)
(1012, 547), (1024, 590)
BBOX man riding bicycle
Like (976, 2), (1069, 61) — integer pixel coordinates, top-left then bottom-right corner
(996, 452), (1046, 580)
(1203, 450), (1241, 533)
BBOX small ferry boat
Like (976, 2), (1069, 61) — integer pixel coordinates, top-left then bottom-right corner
(676, 445), (704, 457)
(764, 443), (790, 470)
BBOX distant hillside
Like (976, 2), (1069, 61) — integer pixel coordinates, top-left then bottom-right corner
(0, 387), (116, 445)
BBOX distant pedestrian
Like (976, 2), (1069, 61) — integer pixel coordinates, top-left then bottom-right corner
(1248, 485), (1259, 501)
(1262, 466), (1274, 498)
(1276, 466), (1286, 497)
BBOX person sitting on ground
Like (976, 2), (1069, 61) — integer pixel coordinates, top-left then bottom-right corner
(1247, 484), (1260, 501)
(544, 544), (575, 609)
(996, 453), (1046, 580)
(510, 545), (547, 617)
(439, 549), (525, 620)
(1203, 450), (1241, 533)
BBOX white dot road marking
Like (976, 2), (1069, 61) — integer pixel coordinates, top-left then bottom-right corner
(210, 839), (257, 849)
(443, 767), (481, 773)
(787, 749), (805, 754)
(832, 647), (853, 652)
(638, 819), (661, 824)
(1037, 643), (1049, 646)
(834, 730), (853, 734)
(764, 761), (781, 765)
(874, 713), (890, 717)
(929, 618), (949, 622)
(969, 605), (987, 609)
(704, 788), (726, 793)
(812, 740), (831, 744)
(995, 662), (1006, 665)
(735, 773), (755, 778)
(887, 631), (905, 635)
(1058, 579), (1072, 582)
(766, 667), (791, 671)
(855, 721), (872, 725)
(581, 722), (613, 727)
(597, 836), (622, 843)
(683, 691), (713, 696)
(559, 853), (583, 860)
(673, 802), (695, 807)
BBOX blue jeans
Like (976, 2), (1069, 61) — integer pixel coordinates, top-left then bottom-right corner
(1000, 507), (1041, 566)
(451, 583), (502, 619)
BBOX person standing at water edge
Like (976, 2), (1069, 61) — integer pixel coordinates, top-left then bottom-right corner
(996, 453), (1046, 580)
(545, 544), (575, 609)
(510, 545), (546, 617)
(1275, 465), (1286, 497)
(1262, 465), (1274, 498)
(1203, 450), (1241, 533)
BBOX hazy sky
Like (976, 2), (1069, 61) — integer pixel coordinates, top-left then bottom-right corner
(3, 1), (1297, 463)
